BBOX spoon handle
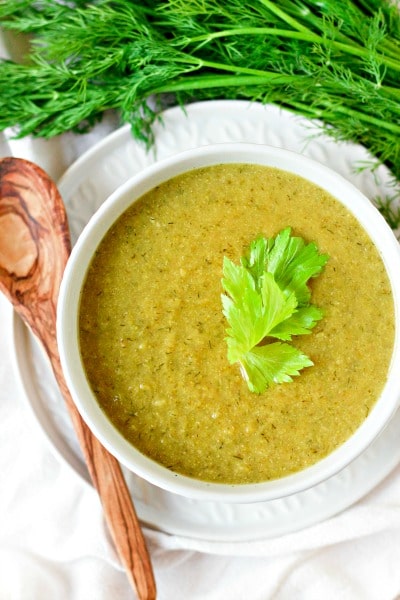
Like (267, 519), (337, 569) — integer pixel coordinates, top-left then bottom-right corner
(51, 347), (157, 600)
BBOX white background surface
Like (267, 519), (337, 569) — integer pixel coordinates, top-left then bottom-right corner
(2, 30), (400, 600)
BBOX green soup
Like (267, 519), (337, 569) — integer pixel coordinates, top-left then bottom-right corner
(79, 164), (394, 484)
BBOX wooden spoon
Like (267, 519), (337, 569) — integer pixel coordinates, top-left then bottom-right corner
(0, 157), (156, 600)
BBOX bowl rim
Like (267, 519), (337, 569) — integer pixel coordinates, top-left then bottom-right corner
(57, 142), (400, 503)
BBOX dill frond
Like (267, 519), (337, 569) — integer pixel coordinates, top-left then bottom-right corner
(0, 0), (399, 214)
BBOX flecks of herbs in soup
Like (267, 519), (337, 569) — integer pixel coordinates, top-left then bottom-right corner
(79, 164), (394, 484)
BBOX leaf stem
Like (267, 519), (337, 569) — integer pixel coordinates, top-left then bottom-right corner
(184, 26), (400, 74)
(150, 72), (312, 93)
(285, 98), (400, 136)
(256, 0), (313, 35)
(151, 71), (400, 135)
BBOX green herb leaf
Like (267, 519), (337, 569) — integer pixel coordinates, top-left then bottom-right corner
(269, 305), (324, 341)
(1, 0), (400, 211)
(222, 263), (298, 358)
(240, 343), (314, 394)
(242, 228), (329, 305)
(222, 228), (328, 393)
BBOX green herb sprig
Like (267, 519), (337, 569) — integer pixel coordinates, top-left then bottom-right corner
(221, 228), (329, 393)
(1, 0), (400, 224)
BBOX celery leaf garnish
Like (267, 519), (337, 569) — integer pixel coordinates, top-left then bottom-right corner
(222, 228), (329, 393)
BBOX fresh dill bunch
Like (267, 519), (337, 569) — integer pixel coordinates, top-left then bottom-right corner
(0, 0), (400, 196)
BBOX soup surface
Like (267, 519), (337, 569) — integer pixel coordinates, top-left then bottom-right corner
(79, 164), (394, 484)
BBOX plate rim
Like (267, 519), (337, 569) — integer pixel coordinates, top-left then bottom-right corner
(11, 99), (400, 547)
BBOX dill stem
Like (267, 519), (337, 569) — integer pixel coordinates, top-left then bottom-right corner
(254, 0), (400, 72)
(332, 43), (400, 73)
(152, 72), (400, 135)
(185, 27), (400, 74)
(175, 54), (277, 78)
(382, 85), (400, 99)
(287, 99), (400, 135)
(380, 40), (400, 61)
(256, 0), (313, 35)
(150, 72), (312, 93)
(271, 0), (400, 63)
(320, 104), (400, 134)
(186, 27), (321, 45)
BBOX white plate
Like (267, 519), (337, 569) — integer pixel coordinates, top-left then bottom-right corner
(11, 100), (400, 548)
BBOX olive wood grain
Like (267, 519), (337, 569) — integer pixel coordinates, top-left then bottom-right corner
(0, 157), (156, 600)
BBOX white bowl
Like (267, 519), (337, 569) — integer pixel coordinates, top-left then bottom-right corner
(57, 143), (400, 503)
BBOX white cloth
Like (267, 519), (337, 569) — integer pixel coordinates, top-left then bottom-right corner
(2, 31), (400, 600)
